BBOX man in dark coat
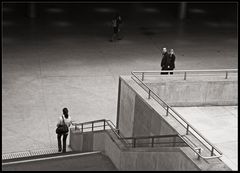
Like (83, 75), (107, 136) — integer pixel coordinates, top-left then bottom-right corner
(161, 48), (170, 74)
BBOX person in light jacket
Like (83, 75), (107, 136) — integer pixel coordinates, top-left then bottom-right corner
(168, 49), (176, 74)
(56, 108), (72, 153)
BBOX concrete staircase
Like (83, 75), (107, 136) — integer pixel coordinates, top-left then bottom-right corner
(2, 149), (117, 171)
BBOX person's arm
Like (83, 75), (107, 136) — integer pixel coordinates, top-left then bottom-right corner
(56, 117), (62, 127)
(68, 117), (73, 127)
(173, 55), (176, 69)
(161, 56), (166, 68)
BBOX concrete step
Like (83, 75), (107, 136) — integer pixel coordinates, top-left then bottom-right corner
(2, 151), (117, 171)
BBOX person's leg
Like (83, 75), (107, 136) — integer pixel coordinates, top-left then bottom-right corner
(161, 68), (167, 75)
(117, 28), (122, 40)
(112, 27), (118, 41)
(57, 134), (62, 152)
(170, 68), (173, 75)
(62, 134), (68, 153)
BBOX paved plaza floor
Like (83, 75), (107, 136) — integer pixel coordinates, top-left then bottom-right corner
(2, 3), (238, 170)
(174, 106), (238, 170)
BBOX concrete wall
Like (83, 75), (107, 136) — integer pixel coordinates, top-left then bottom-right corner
(146, 80), (238, 106)
(118, 79), (136, 137)
(70, 128), (200, 171)
(69, 75), (233, 171)
(104, 132), (122, 170)
(69, 129), (105, 152)
(118, 77), (179, 138)
(120, 149), (200, 171)
(133, 94), (177, 137)
(70, 128), (230, 171)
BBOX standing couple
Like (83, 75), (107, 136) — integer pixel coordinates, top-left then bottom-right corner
(161, 48), (176, 75)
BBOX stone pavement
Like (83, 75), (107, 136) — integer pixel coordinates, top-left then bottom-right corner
(173, 106), (238, 170)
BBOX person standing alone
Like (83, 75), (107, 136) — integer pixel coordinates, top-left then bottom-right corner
(56, 108), (72, 153)
(110, 13), (122, 42)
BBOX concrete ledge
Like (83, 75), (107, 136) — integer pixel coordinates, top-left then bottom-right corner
(145, 78), (238, 106)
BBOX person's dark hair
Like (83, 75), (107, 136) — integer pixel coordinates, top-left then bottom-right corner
(63, 108), (69, 118)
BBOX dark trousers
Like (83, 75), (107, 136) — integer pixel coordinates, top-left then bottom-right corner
(161, 68), (174, 75)
(57, 133), (68, 152)
(111, 27), (121, 41)
(161, 68), (170, 75)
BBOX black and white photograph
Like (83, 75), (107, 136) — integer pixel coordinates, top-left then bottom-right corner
(2, 1), (238, 171)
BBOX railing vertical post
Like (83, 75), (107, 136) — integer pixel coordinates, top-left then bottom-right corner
(186, 124), (189, 135)
(225, 71), (228, 79)
(103, 120), (105, 130)
(184, 72), (187, 80)
(142, 72), (144, 81)
(92, 122), (94, 131)
(148, 89), (151, 99)
(75, 124), (77, 131)
(81, 124), (83, 132)
(151, 137), (154, 147)
(133, 138), (136, 148)
(197, 148), (201, 160)
(211, 147), (214, 156)
(173, 136), (176, 147)
(166, 106), (169, 116)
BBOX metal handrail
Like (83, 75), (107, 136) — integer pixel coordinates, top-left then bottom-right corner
(72, 119), (129, 145)
(72, 119), (186, 149)
(122, 134), (179, 140)
(130, 70), (231, 160)
(122, 134), (187, 148)
(132, 69), (237, 80)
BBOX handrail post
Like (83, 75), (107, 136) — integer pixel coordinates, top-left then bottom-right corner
(186, 124), (189, 135)
(184, 72), (187, 80)
(92, 122), (94, 131)
(148, 89), (151, 99)
(197, 148), (202, 160)
(166, 106), (169, 116)
(103, 120), (105, 130)
(151, 137), (154, 147)
(225, 71), (228, 79)
(142, 72), (144, 81)
(173, 136), (176, 147)
(75, 124), (77, 131)
(211, 147), (214, 156)
(133, 138), (136, 148)
(81, 124), (83, 132)
(117, 129), (120, 135)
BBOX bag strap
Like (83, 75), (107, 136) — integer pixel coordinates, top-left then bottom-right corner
(62, 115), (66, 125)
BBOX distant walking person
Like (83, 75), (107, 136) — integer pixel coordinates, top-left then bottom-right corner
(110, 13), (122, 42)
(56, 108), (72, 153)
(169, 49), (176, 75)
(161, 47), (170, 75)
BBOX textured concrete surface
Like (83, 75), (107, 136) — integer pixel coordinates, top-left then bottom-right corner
(2, 152), (117, 171)
(69, 127), (229, 170)
(118, 76), (236, 170)
(118, 79), (136, 137)
(145, 77), (238, 106)
(2, 1), (237, 165)
(173, 106), (238, 170)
